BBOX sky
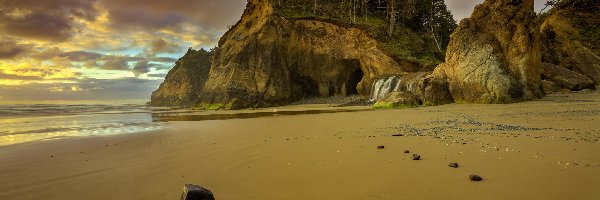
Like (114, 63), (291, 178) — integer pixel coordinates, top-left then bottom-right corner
(0, 0), (549, 104)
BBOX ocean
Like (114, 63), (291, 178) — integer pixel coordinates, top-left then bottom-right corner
(0, 104), (175, 146)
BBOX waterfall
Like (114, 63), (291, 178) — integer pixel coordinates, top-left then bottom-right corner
(370, 76), (402, 102)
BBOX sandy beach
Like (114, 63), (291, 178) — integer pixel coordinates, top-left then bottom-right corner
(1, 92), (600, 200)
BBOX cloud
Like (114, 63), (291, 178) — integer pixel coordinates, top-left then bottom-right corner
(101, 56), (132, 70)
(99, 0), (245, 32)
(133, 61), (150, 76)
(0, 77), (163, 101)
(0, 40), (30, 59)
(149, 37), (182, 55)
(0, 70), (40, 80)
(60, 51), (103, 62)
(0, 0), (247, 102)
(0, 0), (99, 41)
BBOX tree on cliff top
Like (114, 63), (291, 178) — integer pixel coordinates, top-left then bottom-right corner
(273, 0), (457, 63)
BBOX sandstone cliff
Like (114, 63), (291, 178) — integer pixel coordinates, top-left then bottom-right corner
(150, 48), (212, 106)
(540, 0), (600, 91)
(195, 0), (406, 109)
(435, 0), (543, 103)
(151, 0), (457, 108)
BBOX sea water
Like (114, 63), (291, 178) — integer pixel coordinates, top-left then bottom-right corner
(0, 104), (171, 146)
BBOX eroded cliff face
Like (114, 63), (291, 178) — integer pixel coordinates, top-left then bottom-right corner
(150, 49), (212, 106)
(435, 0), (543, 103)
(195, 0), (402, 109)
(540, 0), (600, 91)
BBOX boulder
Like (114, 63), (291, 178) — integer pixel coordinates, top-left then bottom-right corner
(541, 62), (595, 91)
(540, 0), (600, 88)
(180, 184), (215, 200)
(541, 80), (562, 93)
(437, 0), (543, 103)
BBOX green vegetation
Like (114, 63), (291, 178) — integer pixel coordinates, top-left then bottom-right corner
(372, 102), (418, 110)
(579, 25), (600, 49)
(272, 0), (457, 65)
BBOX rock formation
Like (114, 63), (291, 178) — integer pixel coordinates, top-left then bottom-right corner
(152, 0), (597, 109)
(194, 0), (402, 109)
(540, 0), (600, 91)
(180, 184), (215, 200)
(541, 62), (594, 91)
(370, 72), (453, 106)
(151, 0), (461, 108)
(435, 0), (543, 103)
(150, 49), (212, 106)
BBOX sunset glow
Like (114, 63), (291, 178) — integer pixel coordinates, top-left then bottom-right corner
(0, 0), (245, 103)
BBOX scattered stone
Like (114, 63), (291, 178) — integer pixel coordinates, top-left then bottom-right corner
(404, 150), (410, 153)
(469, 175), (483, 181)
(180, 184), (215, 200)
(449, 163), (459, 168)
(377, 146), (385, 149)
(392, 134), (404, 137)
(412, 154), (421, 160)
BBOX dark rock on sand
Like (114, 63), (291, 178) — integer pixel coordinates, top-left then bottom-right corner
(449, 163), (459, 168)
(412, 154), (421, 160)
(392, 134), (404, 137)
(404, 150), (410, 154)
(469, 175), (483, 181)
(377, 146), (385, 149)
(180, 184), (215, 200)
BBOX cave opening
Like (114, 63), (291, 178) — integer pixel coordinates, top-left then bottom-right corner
(346, 68), (364, 96)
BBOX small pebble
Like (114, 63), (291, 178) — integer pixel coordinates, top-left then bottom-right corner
(404, 150), (410, 153)
(469, 174), (483, 181)
(377, 145), (385, 149)
(412, 154), (421, 160)
(392, 134), (404, 137)
(449, 163), (459, 168)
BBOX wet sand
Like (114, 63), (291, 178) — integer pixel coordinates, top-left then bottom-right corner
(1, 92), (600, 200)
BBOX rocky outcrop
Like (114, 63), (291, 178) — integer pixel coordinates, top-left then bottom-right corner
(540, 0), (600, 89)
(435, 0), (543, 103)
(541, 62), (594, 91)
(180, 184), (215, 200)
(150, 49), (212, 106)
(371, 72), (453, 106)
(195, 0), (402, 109)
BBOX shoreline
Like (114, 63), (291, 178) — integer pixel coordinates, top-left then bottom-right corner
(1, 92), (599, 200)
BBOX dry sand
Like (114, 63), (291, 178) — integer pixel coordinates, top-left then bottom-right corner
(1, 92), (600, 200)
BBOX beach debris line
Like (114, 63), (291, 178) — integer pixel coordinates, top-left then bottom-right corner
(412, 154), (421, 160)
(469, 175), (483, 181)
(449, 163), (459, 168)
(180, 184), (215, 200)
